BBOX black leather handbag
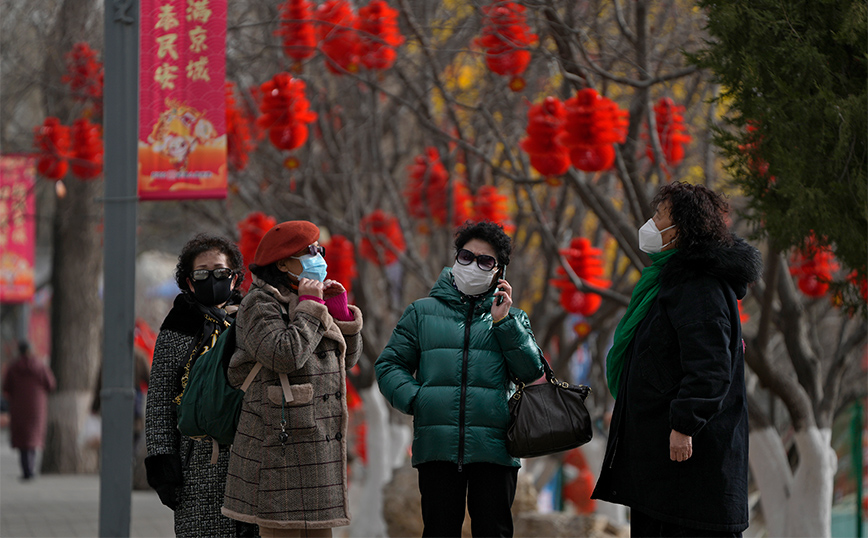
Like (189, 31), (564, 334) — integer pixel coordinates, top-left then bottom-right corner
(506, 356), (592, 458)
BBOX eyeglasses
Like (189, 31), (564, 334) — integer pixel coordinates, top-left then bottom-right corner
(191, 268), (235, 281)
(292, 244), (325, 258)
(456, 248), (498, 271)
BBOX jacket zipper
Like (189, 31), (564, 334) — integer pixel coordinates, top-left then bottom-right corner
(457, 299), (474, 472)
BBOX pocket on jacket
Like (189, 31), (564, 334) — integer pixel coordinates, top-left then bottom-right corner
(267, 383), (316, 434)
(636, 348), (680, 394)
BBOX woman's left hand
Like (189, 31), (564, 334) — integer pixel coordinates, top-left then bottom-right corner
(491, 278), (512, 323)
(669, 429), (693, 462)
(322, 279), (346, 300)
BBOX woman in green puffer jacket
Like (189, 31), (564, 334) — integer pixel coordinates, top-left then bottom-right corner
(375, 221), (544, 538)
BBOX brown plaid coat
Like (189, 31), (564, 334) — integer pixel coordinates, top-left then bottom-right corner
(221, 280), (363, 530)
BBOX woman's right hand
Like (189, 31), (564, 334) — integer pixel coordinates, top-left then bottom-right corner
(298, 278), (325, 299)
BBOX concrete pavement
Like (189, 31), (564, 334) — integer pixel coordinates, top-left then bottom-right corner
(0, 430), (175, 538)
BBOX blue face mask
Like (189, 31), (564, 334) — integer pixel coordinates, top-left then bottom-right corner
(288, 253), (328, 282)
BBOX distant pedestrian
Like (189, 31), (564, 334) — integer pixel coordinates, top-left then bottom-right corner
(2, 340), (56, 481)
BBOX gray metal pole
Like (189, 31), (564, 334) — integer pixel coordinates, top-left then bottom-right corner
(100, 1), (139, 536)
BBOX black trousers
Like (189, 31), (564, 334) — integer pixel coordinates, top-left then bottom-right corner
(631, 508), (743, 538)
(417, 461), (518, 538)
(19, 448), (36, 479)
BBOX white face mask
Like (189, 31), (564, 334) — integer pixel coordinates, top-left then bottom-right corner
(638, 218), (676, 254)
(452, 262), (497, 296)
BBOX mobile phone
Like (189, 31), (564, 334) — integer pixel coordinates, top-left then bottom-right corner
(497, 266), (506, 305)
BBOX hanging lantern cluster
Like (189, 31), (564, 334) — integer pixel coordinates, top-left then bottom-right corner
(62, 42), (103, 114)
(278, 0), (317, 73)
(739, 122), (775, 184)
(562, 88), (629, 172)
(315, 0), (360, 75)
(473, 185), (514, 234)
(520, 96), (570, 178)
(476, 1), (537, 92)
(70, 118), (104, 180)
(358, 0), (404, 71)
(405, 147), (473, 230)
(551, 237), (610, 316)
(226, 82), (255, 171)
(646, 97), (691, 168)
(237, 212), (277, 292)
(324, 234), (358, 293)
(257, 73), (318, 152)
(360, 209), (406, 266)
(847, 271), (868, 303)
(789, 236), (839, 298)
(34, 117), (72, 180)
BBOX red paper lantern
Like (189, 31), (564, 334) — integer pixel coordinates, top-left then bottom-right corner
(314, 0), (360, 75)
(62, 42), (103, 105)
(257, 73), (317, 151)
(358, 0), (404, 71)
(33, 117), (72, 180)
(226, 82), (255, 171)
(70, 118), (103, 180)
(551, 237), (610, 316)
(324, 234), (357, 293)
(739, 122), (775, 184)
(562, 88), (628, 172)
(237, 212), (277, 292)
(475, 1), (536, 91)
(846, 271), (868, 303)
(278, 0), (317, 72)
(405, 147), (473, 230)
(473, 185), (514, 234)
(562, 448), (596, 514)
(646, 97), (691, 167)
(520, 96), (570, 177)
(789, 235), (839, 298)
(360, 209), (405, 266)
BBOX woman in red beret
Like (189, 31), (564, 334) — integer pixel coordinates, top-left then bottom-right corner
(221, 220), (363, 538)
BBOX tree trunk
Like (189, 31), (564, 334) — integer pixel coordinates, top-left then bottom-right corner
(42, 177), (103, 473)
(350, 388), (393, 537)
(749, 426), (836, 537)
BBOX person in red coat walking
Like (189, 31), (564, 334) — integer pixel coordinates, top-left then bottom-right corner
(2, 340), (56, 480)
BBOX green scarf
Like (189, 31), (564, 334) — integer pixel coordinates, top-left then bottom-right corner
(606, 249), (678, 397)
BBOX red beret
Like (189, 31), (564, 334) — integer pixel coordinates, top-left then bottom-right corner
(253, 220), (320, 266)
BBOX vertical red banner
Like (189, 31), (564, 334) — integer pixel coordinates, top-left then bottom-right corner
(139, 0), (227, 200)
(0, 155), (36, 303)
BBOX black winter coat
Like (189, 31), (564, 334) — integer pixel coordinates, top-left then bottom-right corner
(592, 236), (762, 533)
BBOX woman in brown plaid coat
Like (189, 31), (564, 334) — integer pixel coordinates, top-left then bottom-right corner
(222, 221), (363, 538)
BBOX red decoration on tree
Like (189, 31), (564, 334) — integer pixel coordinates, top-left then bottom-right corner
(475, 1), (537, 91)
(847, 271), (868, 303)
(62, 42), (103, 115)
(789, 235), (840, 298)
(34, 117), (72, 180)
(360, 209), (405, 266)
(278, 0), (317, 72)
(562, 448), (596, 514)
(257, 73), (317, 152)
(314, 0), (360, 75)
(520, 96), (570, 177)
(646, 97), (691, 167)
(405, 147), (473, 230)
(551, 237), (611, 316)
(473, 185), (514, 234)
(226, 82), (255, 171)
(357, 0), (404, 71)
(324, 234), (357, 293)
(739, 122), (775, 184)
(70, 118), (103, 180)
(237, 212), (277, 292)
(562, 88), (629, 172)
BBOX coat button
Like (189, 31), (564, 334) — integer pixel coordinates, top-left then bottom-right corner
(325, 435), (331, 442)
(335, 433), (342, 441)
(335, 391), (342, 399)
(323, 394), (330, 401)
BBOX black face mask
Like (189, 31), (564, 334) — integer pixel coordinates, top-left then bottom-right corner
(191, 275), (233, 306)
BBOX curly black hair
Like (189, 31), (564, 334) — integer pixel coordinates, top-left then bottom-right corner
(651, 181), (733, 251)
(454, 220), (512, 267)
(174, 233), (244, 290)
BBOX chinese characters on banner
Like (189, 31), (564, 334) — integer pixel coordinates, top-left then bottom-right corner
(0, 155), (36, 303)
(139, 0), (227, 200)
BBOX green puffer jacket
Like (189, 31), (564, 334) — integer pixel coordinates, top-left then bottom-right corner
(375, 267), (544, 468)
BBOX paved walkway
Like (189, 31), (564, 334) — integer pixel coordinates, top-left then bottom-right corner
(0, 431), (174, 538)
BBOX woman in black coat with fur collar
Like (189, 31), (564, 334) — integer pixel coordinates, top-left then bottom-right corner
(592, 182), (763, 537)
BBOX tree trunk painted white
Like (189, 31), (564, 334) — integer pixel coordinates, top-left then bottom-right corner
(349, 388), (392, 537)
(749, 426), (836, 538)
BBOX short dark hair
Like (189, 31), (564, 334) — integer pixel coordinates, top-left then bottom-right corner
(174, 234), (244, 290)
(248, 262), (291, 289)
(453, 220), (512, 267)
(651, 181), (732, 251)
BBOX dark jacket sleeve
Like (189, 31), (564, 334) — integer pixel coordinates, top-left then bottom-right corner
(493, 309), (545, 383)
(662, 276), (735, 437)
(375, 303), (421, 415)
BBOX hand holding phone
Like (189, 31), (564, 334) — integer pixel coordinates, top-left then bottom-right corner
(496, 267), (506, 305)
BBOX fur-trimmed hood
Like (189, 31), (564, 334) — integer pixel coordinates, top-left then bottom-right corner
(660, 235), (763, 300)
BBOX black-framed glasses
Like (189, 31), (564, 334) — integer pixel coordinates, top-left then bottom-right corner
(456, 248), (498, 271)
(293, 244), (325, 258)
(191, 268), (235, 281)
